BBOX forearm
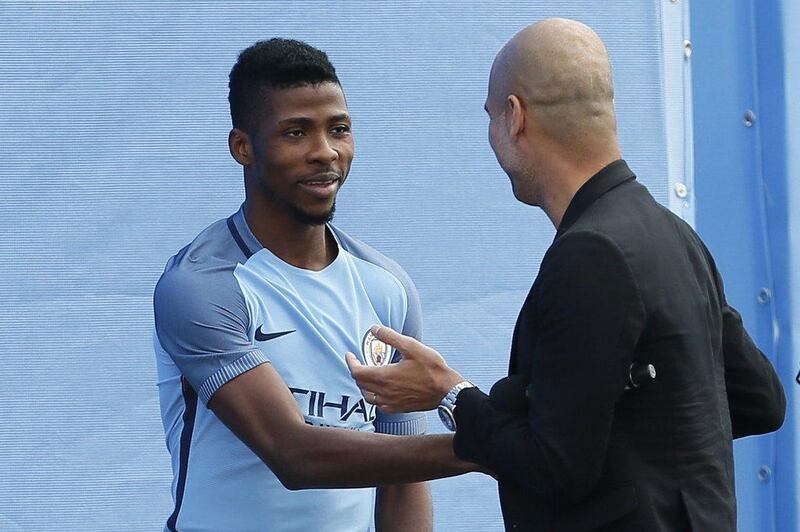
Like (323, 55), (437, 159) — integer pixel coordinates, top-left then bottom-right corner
(209, 363), (477, 490)
(273, 428), (475, 490)
(375, 483), (433, 532)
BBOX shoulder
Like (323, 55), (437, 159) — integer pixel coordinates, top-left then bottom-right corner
(161, 217), (249, 273)
(545, 229), (628, 268)
(157, 219), (246, 298)
(154, 217), (251, 341)
(330, 225), (423, 339)
(539, 230), (642, 305)
(330, 225), (419, 300)
(155, 261), (241, 315)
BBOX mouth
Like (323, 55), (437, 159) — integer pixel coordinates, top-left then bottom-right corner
(298, 173), (342, 199)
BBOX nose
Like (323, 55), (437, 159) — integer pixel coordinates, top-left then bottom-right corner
(307, 134), (339, 165)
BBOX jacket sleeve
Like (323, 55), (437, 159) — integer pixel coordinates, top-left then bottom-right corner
(704, 254), (787, 437)
(453, 231), (645, 503)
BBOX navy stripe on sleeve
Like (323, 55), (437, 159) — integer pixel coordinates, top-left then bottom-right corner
(166, 378), (199, 532)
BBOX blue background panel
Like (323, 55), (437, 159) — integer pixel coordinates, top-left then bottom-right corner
(691, 0), (800, 532)
(690, 2), (777, 528)
(690, 0), (798, 530)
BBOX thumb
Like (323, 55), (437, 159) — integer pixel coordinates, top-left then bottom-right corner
(345, 352), (362, 374)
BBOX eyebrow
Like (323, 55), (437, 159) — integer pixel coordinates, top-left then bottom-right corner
(277, 113), (351, 127)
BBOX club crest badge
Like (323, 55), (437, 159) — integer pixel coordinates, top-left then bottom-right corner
(361, 329), (394, 367)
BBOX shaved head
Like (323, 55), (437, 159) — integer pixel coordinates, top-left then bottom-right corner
(490, 18), (617, 152)
(485, 18), (622, 221)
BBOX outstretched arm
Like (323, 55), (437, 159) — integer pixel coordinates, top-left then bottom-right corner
(209, 361), (477, 490)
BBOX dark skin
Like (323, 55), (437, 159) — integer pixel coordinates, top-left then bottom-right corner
(218, 82), (478, 531)
(229, 82), (352, 270)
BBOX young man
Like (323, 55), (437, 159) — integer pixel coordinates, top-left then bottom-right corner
(153, 39), (473, 532)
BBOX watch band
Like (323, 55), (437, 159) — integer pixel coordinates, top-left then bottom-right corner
(437, 380), (476, 431)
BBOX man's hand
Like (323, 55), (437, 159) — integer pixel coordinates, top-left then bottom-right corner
(346, 325), (464, 413)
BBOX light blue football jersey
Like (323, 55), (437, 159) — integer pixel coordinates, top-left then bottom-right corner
(153, 206), (426, 532)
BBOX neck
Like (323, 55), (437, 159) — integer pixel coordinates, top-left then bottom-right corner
(539, 183), (578, 229)
(243, 197), (336, 271)
(540, 153), (620, 229)
(538, 150), (621, 228)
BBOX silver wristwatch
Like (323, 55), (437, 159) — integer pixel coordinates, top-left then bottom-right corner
(437, 380), (476, 431)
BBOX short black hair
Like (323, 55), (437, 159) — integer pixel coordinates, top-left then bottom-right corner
(228, 38), (340, 134)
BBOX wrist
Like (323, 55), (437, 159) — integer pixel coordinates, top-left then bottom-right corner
(437, 370), (465, 402)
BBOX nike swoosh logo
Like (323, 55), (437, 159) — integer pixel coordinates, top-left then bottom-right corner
(255, 326), (295, 342)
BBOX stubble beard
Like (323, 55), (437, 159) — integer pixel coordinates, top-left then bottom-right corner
(256, 175), (336, 226)
(289, 201), (336, 226)
(507, 152), (542, 207)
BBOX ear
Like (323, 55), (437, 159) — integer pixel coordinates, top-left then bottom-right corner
(505, 94), (525, 138)
(228, 128), (253, 166)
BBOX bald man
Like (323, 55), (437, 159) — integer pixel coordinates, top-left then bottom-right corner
(348, 18), (786, 531)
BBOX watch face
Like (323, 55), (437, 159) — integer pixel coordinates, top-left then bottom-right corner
(437, 406), (456, 432)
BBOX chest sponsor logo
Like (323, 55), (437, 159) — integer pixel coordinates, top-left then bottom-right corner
(289, 387), (376, 424)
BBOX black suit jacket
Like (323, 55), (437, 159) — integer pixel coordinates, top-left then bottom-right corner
(453, 160), (786, 531)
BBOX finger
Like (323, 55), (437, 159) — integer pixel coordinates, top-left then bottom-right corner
(371, 324), (419, 355)
(347, 361), (391, 390)
(346, 352), (379, 382)
(377, 403), (399, 414)
(345, 352), (362, 374)
(361, 388), (381, 405)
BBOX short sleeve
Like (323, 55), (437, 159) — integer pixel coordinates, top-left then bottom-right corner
(399, 274), (423, 341)
(154, 265), (268, 405)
